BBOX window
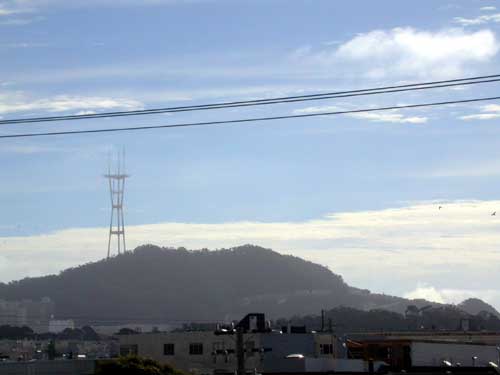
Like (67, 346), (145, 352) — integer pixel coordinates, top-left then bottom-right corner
(189, 343), (203, 355)
(320, 343), (333, 355)
(164, 343), (175, 356)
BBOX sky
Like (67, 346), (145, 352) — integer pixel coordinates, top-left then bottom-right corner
(2, 0), (500, 310)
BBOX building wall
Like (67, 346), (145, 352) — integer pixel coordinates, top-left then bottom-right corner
(349, 332), (500, 346)
(119, 331), (337, 374)
(411, 342), (500, 367)
(0, 359), (95, 375)
(120, 332), (262, 375)
(261, 334), (315, 361)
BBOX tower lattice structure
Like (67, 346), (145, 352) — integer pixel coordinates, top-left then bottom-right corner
(105, 152), (129, 258)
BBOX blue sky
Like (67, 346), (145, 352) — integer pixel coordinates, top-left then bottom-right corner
(2, 0), (500, 309)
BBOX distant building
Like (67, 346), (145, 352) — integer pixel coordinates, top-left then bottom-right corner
(0, 338), (119, 361)
(0, 297), (54, 332)
(93, 323), (176, 336)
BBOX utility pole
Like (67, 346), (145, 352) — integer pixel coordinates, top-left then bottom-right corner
(214, 325), (271, 375)
(236, 326), (245, 375)
(321, 310), (325, 332)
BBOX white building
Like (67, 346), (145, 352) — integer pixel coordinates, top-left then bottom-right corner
(119, 314), (347, 375)
(119, 330), (354, 375)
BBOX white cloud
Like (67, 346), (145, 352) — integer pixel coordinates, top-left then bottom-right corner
(404, 285), (445, 304)
(292, 105), (341, 115)
(405, 284), (500, 307)
(0, 94), (143, 115)
(480, 6), (497, 12)
(0, 6), (16, 15)
(482, 104), (500, 112)
(459, 113), (500, 120)
(454, 13), (500, 26)
(299, 27), (499, 79)
(293, 105), (428, 124)
(347, 112), (428, 124)
(459, 103), (500, 121)
(75, 110), (97, 115)
(0, 2), (32, 16)
(0, 1), (36, 26)
(3, 200), (500, 309)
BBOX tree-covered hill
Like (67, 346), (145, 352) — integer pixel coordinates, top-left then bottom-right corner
(0, 245), (496, 325)
(458, 298), (500, 318)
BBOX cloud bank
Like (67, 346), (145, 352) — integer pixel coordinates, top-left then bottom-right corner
(293, 105), (428, 124)
(459, 104), (500, 121)
(2, 200), (500, 309)
(0, 94), (143, 115)
(454, 13), (500, 26)
(296, 27), (499, 79)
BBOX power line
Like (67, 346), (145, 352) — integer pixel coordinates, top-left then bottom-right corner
(1, 95), (499, 139)
(1, 74), (500, 125)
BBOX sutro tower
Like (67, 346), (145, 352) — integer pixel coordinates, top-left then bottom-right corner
(104, 150), (129, 259)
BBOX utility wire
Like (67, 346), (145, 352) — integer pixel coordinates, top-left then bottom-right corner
(1, 95), (499, 139)
(1, 74), (500, 125)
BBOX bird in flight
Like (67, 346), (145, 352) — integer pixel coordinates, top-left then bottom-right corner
(492, 212), (496, 216)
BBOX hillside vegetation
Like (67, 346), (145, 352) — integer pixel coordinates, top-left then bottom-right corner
(0, 245), (496, 325)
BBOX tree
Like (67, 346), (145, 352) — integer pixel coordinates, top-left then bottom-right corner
(0, 325), (33, 340)
(82, 325), (100, 340)
(96, 356), (185, 375)
(116, 327), (138, 335)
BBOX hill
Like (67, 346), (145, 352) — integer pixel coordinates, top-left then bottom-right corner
(458, 298), (500, 318)
(0, 245), (490, 324)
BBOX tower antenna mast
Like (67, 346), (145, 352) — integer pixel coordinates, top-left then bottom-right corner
(104, 149), (129, 258)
